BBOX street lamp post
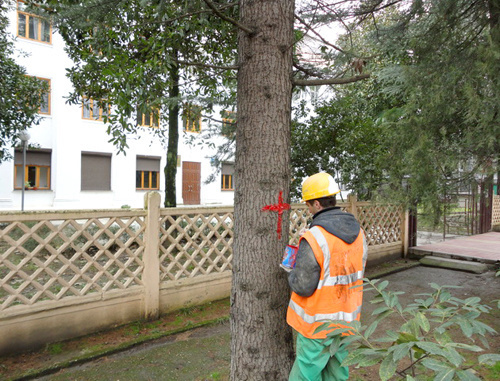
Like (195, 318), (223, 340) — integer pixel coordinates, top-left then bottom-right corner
(18, 131), (30, 211)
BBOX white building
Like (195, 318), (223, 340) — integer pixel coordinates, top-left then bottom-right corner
(0, 3), (235, 210)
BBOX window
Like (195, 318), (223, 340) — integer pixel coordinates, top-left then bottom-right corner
(17, 1), (51, 43)
(136, 156), (160, 190)
(82, 97), (109, 121)
(183, 103), (202, 133)
(31, 77), (50, 115)
(14, 149), (51, 190)
(221, 110), (236, 137)
(221, 163), (235, 191)
(137, 106), (159, 128)
(81, 152), (111, 191)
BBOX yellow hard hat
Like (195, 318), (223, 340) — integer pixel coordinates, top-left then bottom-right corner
(302, 173), (340, 202)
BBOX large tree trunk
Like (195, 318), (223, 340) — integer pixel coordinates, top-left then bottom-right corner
(231, 0), (295, 379)
(164, 56), (180, 208)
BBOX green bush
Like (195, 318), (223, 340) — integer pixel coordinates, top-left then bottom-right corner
(316, 279), (500, 380)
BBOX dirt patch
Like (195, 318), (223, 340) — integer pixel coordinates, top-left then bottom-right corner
(2, 260), (499, 381)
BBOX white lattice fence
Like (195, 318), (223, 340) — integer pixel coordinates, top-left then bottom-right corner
(289, 200), (403, 248)
(493, 195), (500, 226)
(355, 202), (403, 245)
(158, 207), (234, 281)
(0, 199), (405, 314)
(0, 211), (146, 311)
(0, 195), (408, 355)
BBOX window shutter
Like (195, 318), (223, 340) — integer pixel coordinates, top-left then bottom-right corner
(81, 152), (112, 191)
(136, 156), (161, 172)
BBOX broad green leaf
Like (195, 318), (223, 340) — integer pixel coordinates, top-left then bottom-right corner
(341, 349), (368, 366)
(378, 280), (389, 291)
(340, 335), (361, 347)
(457, 319), (473, 338)
(439, 290), (452, 303)
(372, 306), (392, 316)
(390, 342), (413, 362)
(444, 346), (464, 367)
(364, 320), (379, 340)
(403, 305), (419, 314)
(415, 341), (447, 357)
(330, 340), (340, 356)
(448, 343), (483, 352)
(424, 297), (434, 307)
(374, 310), (395, 322)
(313, 323), (331, 335)
(430, 282), (441, 290)
(379, 352), (397, 381)
(478, 353), (500, 365)
(396, 331), (418, 343)
(325, 327), (354, 337)
(415, 311), (430, 332)
(421, 358), (453, 372)
(471, 319), (497, 335)
(401, 319), (420, 338)
(456, 369), (482, 381)
(478, 335), (490, 349)
(434, 369), (456, 381)
(464, 297), (481, 305)
(434, 331), (452, 346)
(370, 296), (385, 304)
(358, 354), (384, 367)
(441, 285), (462, 289)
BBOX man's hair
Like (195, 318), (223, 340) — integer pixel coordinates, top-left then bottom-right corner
(309, 196), (336, 208)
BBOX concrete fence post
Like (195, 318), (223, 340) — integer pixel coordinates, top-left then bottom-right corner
(348, 194), (358, 218)
(402, 208), (409, 258)
(143, 191), (161, 320)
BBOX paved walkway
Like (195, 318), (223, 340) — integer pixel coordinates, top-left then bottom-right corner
(410, 232), (500, 263)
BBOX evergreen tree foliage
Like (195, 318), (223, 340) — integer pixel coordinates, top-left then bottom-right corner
(293, 0), (500, 215)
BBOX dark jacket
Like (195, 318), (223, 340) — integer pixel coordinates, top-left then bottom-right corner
(288, 207), (361, 297)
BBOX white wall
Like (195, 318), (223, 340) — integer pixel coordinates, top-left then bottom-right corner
(0, 6), (234, 211)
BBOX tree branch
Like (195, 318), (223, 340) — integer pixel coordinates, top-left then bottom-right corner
(293, 73), (370, 86)
(295, 14), (345, 54)
(202, 0), (255, 36)
(293, 61), (326, 79)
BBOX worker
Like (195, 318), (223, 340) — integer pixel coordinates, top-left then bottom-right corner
(285, 172), (367, 381)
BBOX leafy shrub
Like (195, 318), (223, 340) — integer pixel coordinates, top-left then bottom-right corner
(316, 279), (500, 380)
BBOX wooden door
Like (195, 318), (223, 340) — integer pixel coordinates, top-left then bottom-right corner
(182, 161), (201, 205)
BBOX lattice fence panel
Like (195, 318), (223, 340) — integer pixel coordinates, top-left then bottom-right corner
(493, 195), (500, 226)
(158, 210), (234, 281)
(356, 204), (403, 246)
(289, 206), (310, 244)
(0, 214), (145, 310)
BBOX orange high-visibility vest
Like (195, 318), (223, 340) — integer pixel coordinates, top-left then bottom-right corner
(287, 225), (366, 339)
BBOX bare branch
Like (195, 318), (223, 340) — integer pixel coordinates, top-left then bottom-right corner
(293, 61), (325, 79)
(295, 14), (345, 54)
(293, 73), (370, 86)
(202, 0), (255, 36)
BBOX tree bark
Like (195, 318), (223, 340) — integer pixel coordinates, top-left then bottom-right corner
(231, 0), (295, 379)
(164, 54), (180, 208)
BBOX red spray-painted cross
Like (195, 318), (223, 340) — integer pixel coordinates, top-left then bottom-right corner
(261, 191), (290, 240)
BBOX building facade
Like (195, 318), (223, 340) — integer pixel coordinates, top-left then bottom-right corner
(0, 3), (235, 210)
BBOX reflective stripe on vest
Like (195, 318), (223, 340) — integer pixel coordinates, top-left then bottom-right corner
(289, 299), (362, 324)
(309, 226), (364, 290)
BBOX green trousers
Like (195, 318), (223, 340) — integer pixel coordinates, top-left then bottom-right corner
(289, 333), (349, 381)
